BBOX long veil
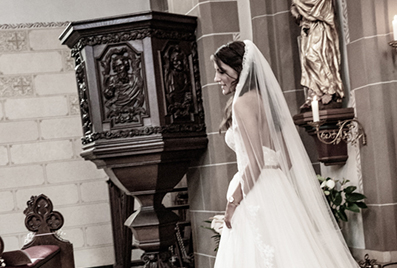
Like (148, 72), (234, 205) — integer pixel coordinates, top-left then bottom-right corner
(230, 40), (358, 267)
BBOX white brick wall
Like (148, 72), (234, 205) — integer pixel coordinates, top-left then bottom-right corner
(0, 24), (114, 268)
(5, 96), (69, 119)
(0, 51), (63, 74)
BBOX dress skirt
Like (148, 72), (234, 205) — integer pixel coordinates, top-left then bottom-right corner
(214, 168), (355, 268)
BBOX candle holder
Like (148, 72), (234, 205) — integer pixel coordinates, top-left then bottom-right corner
(293, 108), (366, 165)
(308, 118), (367, 146)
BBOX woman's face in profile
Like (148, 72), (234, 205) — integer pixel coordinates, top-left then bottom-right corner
(213, 60), (238, 95)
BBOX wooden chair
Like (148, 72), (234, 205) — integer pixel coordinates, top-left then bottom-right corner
(0, 194), (75, 268)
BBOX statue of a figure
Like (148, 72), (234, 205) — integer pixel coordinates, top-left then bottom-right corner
(291, 0), (344, 111)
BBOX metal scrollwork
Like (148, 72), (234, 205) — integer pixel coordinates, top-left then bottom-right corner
(309, 119), (367, 146)
(141, 251), (176, 268)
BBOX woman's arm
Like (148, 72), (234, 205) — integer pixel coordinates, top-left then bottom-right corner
(224, 91), (267, 228)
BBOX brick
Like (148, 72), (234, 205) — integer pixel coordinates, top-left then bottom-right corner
(73, 246), (114, 268)
(0, 165), (44, 189)
(86, 224), (113, 246)
(0, 121), (39, 143)
(80, 180), (109, 203)
(35, 73), (76, 95)
(15, 184), (79, 210)
(60, 203), (111, 227)
(0, 212), (26, 233)
(0, 51), (62, 75)
(1, 235), (20, 251)
(72, 138), (84, 157)
(10, 140), (74, 164)
(0, 102), (4, 119)
(29, 29), (65, 51)
(40, 117), (82, 140)
(46, 160), (107, 184)
(58, 227), (85, 248)
(4, 96), (68, 120)
(0, 190), (15, 212)
(0, 145), (9, 165)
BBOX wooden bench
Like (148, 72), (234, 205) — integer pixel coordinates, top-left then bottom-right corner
(0, 194), (75, 268)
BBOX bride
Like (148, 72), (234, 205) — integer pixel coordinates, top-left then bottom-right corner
(211, 40), (359, 267)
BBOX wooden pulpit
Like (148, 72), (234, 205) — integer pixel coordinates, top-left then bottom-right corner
(60, 11), (207, 268)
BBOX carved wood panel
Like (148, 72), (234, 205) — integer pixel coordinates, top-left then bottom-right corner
(97, 44), (149, 128)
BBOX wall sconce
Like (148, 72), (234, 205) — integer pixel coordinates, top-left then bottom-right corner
(293, 108), (367, 166)
(307, 118), (367, 146)
(389, 15), (397, 48)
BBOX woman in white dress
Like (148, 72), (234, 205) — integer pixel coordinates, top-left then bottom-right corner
(211, 40), (359, 268)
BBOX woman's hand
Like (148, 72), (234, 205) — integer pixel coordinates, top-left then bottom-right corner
(224, 202), (238, 229)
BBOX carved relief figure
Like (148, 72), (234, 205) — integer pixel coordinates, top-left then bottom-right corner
(102, 47), (146, 124)
(163, 45), (193, 119)
(291, 0), (344, 111)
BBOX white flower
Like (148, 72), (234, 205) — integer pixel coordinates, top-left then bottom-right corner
(326, 179), (336, 189)
(210, 215), (224, 235)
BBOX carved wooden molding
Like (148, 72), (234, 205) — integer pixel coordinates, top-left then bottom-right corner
(81, 123), (206, 144)
(72, 29), (195, 52)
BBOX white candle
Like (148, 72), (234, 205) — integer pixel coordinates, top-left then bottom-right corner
(311, 96), (320, 122)
(393, 15), (397, 41)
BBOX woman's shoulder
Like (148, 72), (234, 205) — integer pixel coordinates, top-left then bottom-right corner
(234, 90), (261, 112)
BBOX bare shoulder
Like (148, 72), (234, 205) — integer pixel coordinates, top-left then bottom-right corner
(234, 90), (261, 113)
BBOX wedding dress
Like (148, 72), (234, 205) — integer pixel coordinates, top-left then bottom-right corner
(213, 40), (359, 268)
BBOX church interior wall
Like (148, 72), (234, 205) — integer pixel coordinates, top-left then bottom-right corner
(0, 0), (396, 267)
(0, 1), (158, 268)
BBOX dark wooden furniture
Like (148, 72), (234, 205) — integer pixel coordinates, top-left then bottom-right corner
(60, 11), (207, 268)
(0, 194), (75, 268)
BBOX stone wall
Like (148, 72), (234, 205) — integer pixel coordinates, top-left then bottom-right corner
(0, 24), (113, 267)
(345, 0), (397, 262)
(0, 1), (162, 267)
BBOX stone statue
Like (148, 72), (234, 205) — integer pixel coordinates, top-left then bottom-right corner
(291, 0), (344, 111)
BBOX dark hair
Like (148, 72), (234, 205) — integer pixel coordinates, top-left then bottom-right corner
(212, 41), (245, 132)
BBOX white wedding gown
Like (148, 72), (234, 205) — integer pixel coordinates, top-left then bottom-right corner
(214, 125), (358, 268)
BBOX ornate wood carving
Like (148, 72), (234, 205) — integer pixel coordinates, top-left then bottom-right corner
(60, 11), (207, 268)
(99, 45), (148, 127)
(72, 49), (92, 136)
(73, 29), (194, 52)
(24, 194), (64, 233)
(21, 194), (75, 268)
(162, 44), (193, 119)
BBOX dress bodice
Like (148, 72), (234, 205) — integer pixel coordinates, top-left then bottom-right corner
(225, 126), (280, 171)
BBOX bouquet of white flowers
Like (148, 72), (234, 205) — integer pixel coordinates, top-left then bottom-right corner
(202, 215), (224, 251)
(318, 175), (367, 223)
